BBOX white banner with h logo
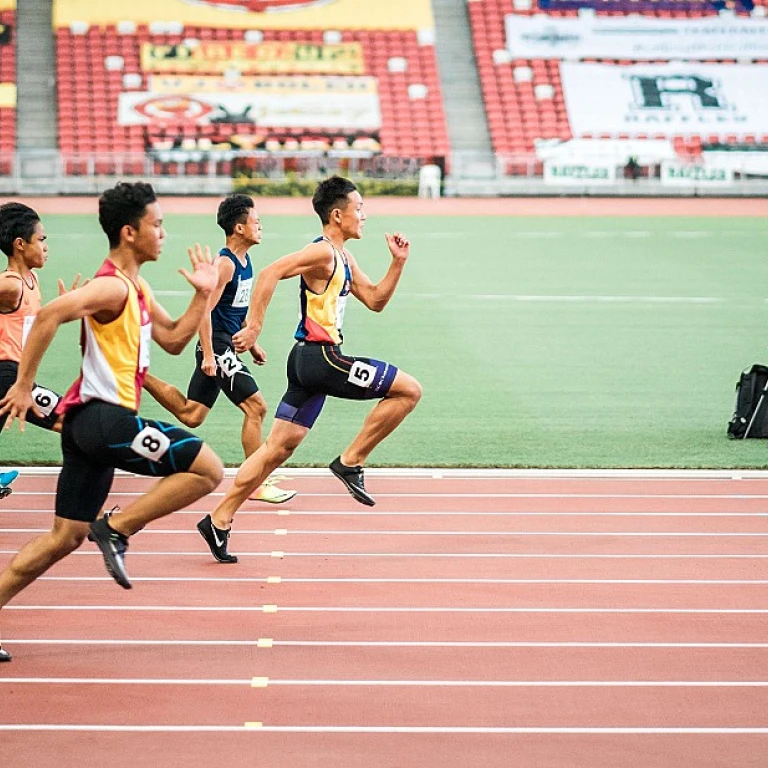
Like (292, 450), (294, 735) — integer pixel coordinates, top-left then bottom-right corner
(560, 62), (768, 138)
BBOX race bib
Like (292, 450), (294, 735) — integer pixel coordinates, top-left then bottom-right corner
(232, 276), (253, 309)
(217, 348), (244, 378)
(336, 293), (348, 333)
(130, 425), (170, 462)
(21, 315), (35, 349)
(348, 360), (377, 388)
(31, 385), (59, 417)
(139, 322), (152, 370)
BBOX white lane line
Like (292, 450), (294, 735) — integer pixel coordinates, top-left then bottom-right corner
(3, 725), (768, 734)
(472, 295), (723, 304)
(4, 551), (768, 559)
(6, 529), (768, 537)
(11, 491), (768, 499)
(9, 466), (768, 478)
(6, 606), (768, 614)
(2, 678), (768, 687)
(8, 510), (768, 517)
(9, 639), (768, 649)
(34, 576), (768, 586)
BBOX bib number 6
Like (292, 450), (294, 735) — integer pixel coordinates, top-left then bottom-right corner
(31, 386), (60, 417)
(130, 425), (171, 462)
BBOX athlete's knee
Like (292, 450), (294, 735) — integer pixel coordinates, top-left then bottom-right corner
(240, 393), (267, 423)
(50, 523), (89, 556)
(191, 444), (224, 491)
(396, 373), (423, 409)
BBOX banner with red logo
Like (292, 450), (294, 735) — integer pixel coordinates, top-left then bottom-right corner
(117, 75), (381, 130)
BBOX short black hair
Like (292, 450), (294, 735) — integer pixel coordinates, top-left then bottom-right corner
(98, 182), (157, 248)
(312, 176), (357, 225)
(217, 194), (254, 236)
(0, 202), (41, 257)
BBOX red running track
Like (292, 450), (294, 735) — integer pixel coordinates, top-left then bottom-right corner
(1, 469), (768, 768)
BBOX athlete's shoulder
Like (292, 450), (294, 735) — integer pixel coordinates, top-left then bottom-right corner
(0, 271), (22, 307)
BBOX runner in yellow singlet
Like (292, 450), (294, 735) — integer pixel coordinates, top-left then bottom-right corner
(194, 176), (422, 563)
(0, 183), (224, 661)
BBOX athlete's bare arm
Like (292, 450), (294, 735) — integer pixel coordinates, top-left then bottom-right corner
(348, 232), (410, 312)
(199, 256), (234, 376)
(148, 244), (217, 355)
(232, 241), (334, 353)
(0, 276), (129, 430)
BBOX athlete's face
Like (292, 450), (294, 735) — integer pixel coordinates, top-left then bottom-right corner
(238, 207), (262, 246)
(19, 221), (48, 269)
(336, 191), (366, 240)
(128, 202), (165, 262)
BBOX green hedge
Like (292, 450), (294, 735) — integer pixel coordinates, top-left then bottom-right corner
(233, 176), (419, 197)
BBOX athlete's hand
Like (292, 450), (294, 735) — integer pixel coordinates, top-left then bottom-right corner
(0, 382), (41, 433)
(180, 244), (218, 295)
(385, 232), (410, 262)
(233, 326), (257, 354)
(201, 354), (217, 377)
(57, 273), (88, 296)
(250, 344), (267, 366)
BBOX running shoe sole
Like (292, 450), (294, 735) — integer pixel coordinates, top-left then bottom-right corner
(329, 458), (375, 507)
(88, 521), (132, 589)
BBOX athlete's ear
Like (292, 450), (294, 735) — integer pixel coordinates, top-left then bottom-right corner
(121, 224), (136, 245)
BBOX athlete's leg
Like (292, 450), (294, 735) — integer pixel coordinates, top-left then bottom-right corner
(143, 373), (211, 428)
(212, 419), (308, 530)
(237, 390), (267, 456)
(0, 516), (89, 609)
(106, 444), (223, 537)
(342, 370), (422, 466)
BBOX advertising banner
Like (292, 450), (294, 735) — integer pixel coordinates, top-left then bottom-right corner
(0, 83), (15, 108)
(505, 16), (768, 60)
(141, 41), (364, 75)
(543, 160), (617, 185)
(660, 161), (735, 186)
(560, 62), (768, 138)
(54, 0), (434, 31)
(118, 75), (381, 129)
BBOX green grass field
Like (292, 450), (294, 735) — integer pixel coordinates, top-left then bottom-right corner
(2, 212), (768, 468)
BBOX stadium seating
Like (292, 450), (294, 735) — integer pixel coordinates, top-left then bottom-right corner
(0, 9), (16, 174)
(469, 0), (768, 166)
(54, 24), (450, 175)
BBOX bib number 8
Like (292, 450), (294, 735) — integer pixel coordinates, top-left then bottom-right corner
(130, 426), (171, 462)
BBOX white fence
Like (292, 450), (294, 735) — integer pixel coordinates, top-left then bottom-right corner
(0, 149), (766, 197)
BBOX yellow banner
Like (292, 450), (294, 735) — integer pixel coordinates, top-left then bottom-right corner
(0, 1), (15, 10)
(141, 40), (364, 75)
(0, 83), (16, 108)
(54, 0), (433, 31)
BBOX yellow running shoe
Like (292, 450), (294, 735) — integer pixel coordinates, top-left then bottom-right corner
(248, 483), (297, 504)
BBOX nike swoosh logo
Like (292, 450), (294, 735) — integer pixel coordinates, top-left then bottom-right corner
(211, 527), (224, 547)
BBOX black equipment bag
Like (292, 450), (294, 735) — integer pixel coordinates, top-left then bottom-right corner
(728, 364), (768, 438)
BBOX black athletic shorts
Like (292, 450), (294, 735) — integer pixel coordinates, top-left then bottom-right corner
(0, 360), (60, 431)
(186, 331), (259, 410)
(275, 341), (398, 429)
(56, 400), (204, 523)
